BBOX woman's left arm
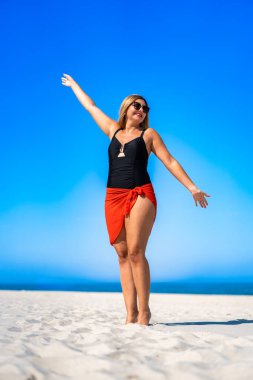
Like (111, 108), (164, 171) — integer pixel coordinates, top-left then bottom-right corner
(150, 129), (211, 208)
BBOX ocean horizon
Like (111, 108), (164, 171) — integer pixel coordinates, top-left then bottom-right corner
(1, 281), (253, 295)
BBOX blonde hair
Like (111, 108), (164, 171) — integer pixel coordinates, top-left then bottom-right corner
(118, 94), (150, 130)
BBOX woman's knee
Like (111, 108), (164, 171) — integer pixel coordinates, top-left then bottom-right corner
(128, 243), (145, 262)
(113, 241), (128, 263)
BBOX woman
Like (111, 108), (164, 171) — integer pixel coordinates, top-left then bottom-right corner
(61, 73), (211, 326)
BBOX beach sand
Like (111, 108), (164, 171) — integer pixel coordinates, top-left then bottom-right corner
(0, 290), (252, 380)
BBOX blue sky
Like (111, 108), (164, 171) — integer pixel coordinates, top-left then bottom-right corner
(0, 0), (252, 284)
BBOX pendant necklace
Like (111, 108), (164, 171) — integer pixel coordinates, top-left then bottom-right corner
(117, 144), (125, 157)
(117, 128), (126, 156)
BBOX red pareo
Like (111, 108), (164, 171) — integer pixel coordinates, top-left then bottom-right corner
(104, 183), (157, 245)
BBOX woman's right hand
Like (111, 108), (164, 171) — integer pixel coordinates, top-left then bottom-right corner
(61, 73), (76, 88)
(60, 74), (117, 138)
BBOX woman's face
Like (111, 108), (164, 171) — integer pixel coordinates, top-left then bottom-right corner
(126, 98), (147, 124)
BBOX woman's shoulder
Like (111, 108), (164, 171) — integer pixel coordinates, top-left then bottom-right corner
(108, 123), (121, 140)
(145, 127), (158, 138)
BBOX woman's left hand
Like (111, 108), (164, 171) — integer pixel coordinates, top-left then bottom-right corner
(191, 189), (211, 208)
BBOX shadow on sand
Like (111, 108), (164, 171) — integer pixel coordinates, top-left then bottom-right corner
(150, 319), (253, 327)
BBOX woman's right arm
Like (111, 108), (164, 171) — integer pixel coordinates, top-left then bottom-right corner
(61, 73), (118, 138)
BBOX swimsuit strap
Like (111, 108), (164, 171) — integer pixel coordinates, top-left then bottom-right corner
(112, 127), (122, 138)
(140, 129), (146, 138)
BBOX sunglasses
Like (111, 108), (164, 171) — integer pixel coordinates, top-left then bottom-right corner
(132, 101), (150, 114)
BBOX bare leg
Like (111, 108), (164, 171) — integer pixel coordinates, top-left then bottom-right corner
(112, 225), (138, 323)
(125, 195), (156, 325)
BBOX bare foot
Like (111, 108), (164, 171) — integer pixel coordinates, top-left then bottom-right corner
(137, 308), (151, 325)
(125, 311), (139, 324)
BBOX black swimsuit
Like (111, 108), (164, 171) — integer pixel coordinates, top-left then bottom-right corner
(106, 128), (151, 189)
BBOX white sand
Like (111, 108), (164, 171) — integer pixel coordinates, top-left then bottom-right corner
(0, 290), (253, 380)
